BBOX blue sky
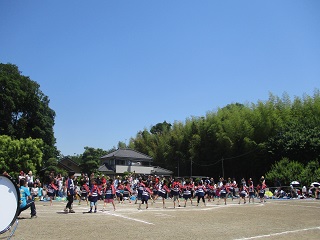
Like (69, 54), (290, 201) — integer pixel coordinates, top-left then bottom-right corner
(1, 1), (319, 156)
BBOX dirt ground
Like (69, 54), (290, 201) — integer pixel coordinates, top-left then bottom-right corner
(4, 197), (320, 240)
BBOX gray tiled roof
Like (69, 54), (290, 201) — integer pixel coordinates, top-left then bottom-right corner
(101, 148), (153, 161)
(98, 164), (114, 173)
(153, 166), (173, 175)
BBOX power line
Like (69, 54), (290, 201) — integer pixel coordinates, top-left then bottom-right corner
(195, 148), (258, 167)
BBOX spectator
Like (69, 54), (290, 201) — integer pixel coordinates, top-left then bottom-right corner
(31, 183), (39, 200)
(18, 171), (25, 181)
(26, 171), (34, 188)
(18, 178), (37, 218)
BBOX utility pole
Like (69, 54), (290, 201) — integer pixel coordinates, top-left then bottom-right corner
(221, 157), (224, 179)
(190, 158), (193, 177)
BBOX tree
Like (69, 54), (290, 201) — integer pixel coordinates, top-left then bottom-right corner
(129, 90), (320, 183)
(79, 147), (108, 174)
(300, 160), (320, 186)
(0, 135), (43, 177)
(150, 121), (172, 135)
(265, 158), (304, 186)
(0, 63), (57, 160)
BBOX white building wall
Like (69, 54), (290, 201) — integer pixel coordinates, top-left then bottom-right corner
(116, 165), (153, 174)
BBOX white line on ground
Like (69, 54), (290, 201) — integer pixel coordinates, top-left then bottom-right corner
(103, 211), (154, 225)
(234, 226), (320, 240)
(270, 203), (320, 209)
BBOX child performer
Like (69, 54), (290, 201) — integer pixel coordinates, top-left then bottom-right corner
(138, 182), (153, 210)
(88, 179), (100, 213)
(152, 177), (160, 202)
(248, 179), (255, 203)
(258, 176), (267, 203)
(103, 180), (116, 211)
(116, 182), (124, 204)
(195, 181), (206, 206)
(219, 180), (228, 205)
(239, 183), (248, 204)
(122, 181), (132, 204)
(64, 171), (75, 213)
(182, 180), (193, 207)
(135, 178), (145, 204)
(157, 180), (170, 208)
(47, 179), (58, 206)
(171, 178), (182, 208)
(79, 180), (90, 205)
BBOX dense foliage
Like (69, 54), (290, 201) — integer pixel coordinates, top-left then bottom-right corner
(0, 63), (57, 162)
(130, 91), (320, 185)
(1, 63), (319, 186)
(79, 147), (109, 174)
(0, 63), (57, 176)
(0, 135), (43, 177)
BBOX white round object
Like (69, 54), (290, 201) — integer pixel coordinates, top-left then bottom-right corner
(0, 175), (19, 234)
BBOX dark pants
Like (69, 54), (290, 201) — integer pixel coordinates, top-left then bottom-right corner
(197, 195), (205, 203)
(66, 194), (74, 209)
(19, 199), (36, 216)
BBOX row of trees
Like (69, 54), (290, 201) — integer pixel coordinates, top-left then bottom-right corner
(266, 158), (320, 187)
(129, 91), (320, 185)
(1, 63), (319, 186)
(0, 63), (115, 179)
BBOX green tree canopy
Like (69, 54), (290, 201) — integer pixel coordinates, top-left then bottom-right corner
(265, 158), (304, 186)
(266, 158), (320, 186)
(79, 147), (108, 174)
(132, 90), (320, 183)
(0, 135), (43, 178)
(0, 63), (57, 161)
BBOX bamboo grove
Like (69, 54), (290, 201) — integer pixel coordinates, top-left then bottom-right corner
(129, 91), (320, 185)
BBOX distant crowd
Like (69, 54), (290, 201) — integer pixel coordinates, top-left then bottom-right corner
(3, 170), (319, 216)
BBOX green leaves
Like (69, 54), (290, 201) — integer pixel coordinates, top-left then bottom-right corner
(266, 158), (320, 186)
(131, 90), (320, 181)
(0, 63), (57, 161)
(0, 135), (43, 177)
(79, 147), (108, 174)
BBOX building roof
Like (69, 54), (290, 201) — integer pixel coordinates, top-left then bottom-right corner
(57, 157), (81, 173)
(98, 164), (114, 173)
(152, 166), (173, 176)
(101, 148), (153, 162)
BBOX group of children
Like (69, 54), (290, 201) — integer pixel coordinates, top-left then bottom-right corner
(69, 175), (268, 212)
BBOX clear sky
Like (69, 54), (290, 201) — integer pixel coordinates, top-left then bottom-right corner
(1, 1), (319, 156)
